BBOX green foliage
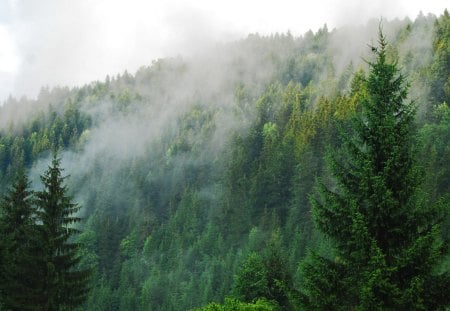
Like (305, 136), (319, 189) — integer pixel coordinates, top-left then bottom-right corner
(234, 252), (268, 302)
(0, 170), (40, 310)
(0, 13), (449, 310)
(430, 10), (450, 107)
(34, 155), (91, 309)
(263, 232), (294, 309)
(0, 158), (91, 310)
(419, 103), (450, 202)
(194, 298), (277, 311)
(301, 31), (450, 309)
(0, 98), (91, 191)
(234, 232), (294, 310)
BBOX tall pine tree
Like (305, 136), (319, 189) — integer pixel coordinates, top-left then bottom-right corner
(35, 154), (90, 310)
(300, 30), (450, 310)
(0, 169), (41, 310)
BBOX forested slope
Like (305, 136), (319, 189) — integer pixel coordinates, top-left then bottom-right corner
(0, 11), (449, 310)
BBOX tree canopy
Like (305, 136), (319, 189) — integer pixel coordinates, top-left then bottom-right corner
(300, 30), (450, 310)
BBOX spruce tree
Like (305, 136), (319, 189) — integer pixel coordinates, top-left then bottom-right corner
(35, 154), (90, 310)
(234, 232), (294, 310)
(300, 31), (450, 310)
(0, 170), (40, 310)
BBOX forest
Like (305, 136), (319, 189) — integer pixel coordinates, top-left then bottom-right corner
(0, 10), (449, 310)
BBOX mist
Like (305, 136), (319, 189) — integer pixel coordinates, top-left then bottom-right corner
(15, 11), (437, 223)
(0, 0), (448, 102)
(0, 2), (448, 309)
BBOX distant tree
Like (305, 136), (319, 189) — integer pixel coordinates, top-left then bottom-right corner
(300, 30), (450, 309)
(430, 9), (450, 108)
(194, 298), (277, 311)
(0, 169), (40, 310)
(234, 252), (268, 302)
(234, 232), (294, 310)
(263, 231), (294, 310)
(419, 103), (450, 204)
(35, 154), (91, 310)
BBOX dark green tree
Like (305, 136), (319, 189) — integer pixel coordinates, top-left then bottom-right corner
(263, 231), (294, 310)
(0, 170), (40, 310)
(195, 297), (277, 311)
(300, 31), (450, 310)
(35, 154), (91, 310)
(234, 252), (268, 302)
(234, 232), (294, 310)
(429, 10), (450, 109)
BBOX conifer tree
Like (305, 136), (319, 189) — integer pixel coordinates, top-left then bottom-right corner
(0, 169), (40, 310)
(300, 30), (450, 310)
(234, 231), (294, 310)
(35, 154), (90, 310)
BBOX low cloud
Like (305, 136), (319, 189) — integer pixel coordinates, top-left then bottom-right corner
(0, 0), (447, 102)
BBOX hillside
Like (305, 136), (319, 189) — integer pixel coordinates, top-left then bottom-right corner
(0, 11), (449, 310)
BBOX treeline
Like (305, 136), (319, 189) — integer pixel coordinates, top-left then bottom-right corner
(0, 11), (448, 310)
(0, 156), (90, 310)
(0, 100), (91, 190)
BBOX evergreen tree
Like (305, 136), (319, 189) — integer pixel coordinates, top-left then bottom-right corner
(234, 252), (268, 302)
(0, 170), (40, 310)
(35, 154), (91, 310)
(263, 231), (294, 310)
(430, 9), (450, 108)
(300, 31), (450, 310)
(234, 232), (294, 310)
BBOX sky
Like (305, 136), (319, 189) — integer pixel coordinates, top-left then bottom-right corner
(0, 0), (448, 102)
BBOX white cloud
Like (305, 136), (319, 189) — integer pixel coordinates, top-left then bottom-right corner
(0, 25), (19, 74)
(0, 0), (448, 102)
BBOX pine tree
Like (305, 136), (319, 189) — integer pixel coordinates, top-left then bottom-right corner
(35, 154), (90, 310)
(234, 231), (294, 310)
(0, 169), (40, 310)
(300, 30), (450, 310)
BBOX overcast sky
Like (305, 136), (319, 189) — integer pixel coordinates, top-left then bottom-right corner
(0, 0), (448, 102)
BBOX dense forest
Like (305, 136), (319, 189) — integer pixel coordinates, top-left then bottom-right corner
(0, 10), (449, 310)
